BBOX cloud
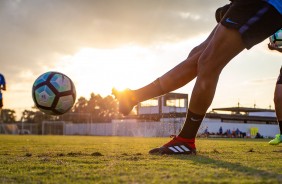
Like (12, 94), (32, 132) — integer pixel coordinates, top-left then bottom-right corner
(1, 0), (226, 64)
(0, 0), (227, 111)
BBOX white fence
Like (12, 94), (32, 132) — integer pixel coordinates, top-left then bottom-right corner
(57, 118), (279, 138)
(65, 121), (183, 137)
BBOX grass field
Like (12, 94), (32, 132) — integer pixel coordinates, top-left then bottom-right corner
(0, 135), (281, 184)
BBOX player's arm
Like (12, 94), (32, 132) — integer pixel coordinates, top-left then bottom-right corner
(1, 84), (6, 91)
(268, 43), (282, 53)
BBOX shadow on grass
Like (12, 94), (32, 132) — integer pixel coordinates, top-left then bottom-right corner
(173, 154), (282, 181)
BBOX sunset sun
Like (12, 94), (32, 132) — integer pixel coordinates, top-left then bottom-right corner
(53, 46), (156, 99)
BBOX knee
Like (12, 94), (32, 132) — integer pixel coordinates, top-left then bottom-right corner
(193, 55), (223, 92)
(190, 45), (201, 56)
(188, 42), (206, 59)
(197, 53), (222, 80)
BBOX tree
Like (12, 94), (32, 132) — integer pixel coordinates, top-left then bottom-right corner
(1, 109), (16, 123)
(64, 93), (121, 123)
(73, 96), (88, 113)
(87, 93), (103, 122)
(98, 95), (120, 122)
(21, 109), (56, 124)
(87, 93), (121, 122)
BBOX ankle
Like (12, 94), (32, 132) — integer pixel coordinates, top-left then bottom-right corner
(176, 136), (196, 149)
(177, 136), (195, 143)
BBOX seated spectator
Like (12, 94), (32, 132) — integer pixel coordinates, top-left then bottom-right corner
(241, 132), (246, 138)
(226, 129), (232, 138)
(235, 128), (241, 138)
(255, 132), (264, 139)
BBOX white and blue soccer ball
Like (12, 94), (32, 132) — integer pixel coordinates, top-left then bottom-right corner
(269, 29), (282, 47)
(32, 71), (76, 115)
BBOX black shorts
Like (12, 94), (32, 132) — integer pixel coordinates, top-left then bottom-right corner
(220, 0), (282, 49)
(277, 67), (282, 85)
(0, 99), (3, 108)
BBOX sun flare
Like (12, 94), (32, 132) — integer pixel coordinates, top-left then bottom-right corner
(53, 46), (155, 99)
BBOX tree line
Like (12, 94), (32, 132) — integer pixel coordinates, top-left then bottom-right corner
(1, 93), (125, 124)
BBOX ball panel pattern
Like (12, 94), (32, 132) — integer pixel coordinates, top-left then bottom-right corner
(55, 95), (75, 113)
(33, 72), (52, 87)
(34, 85), (56, 107)
(50, 74), (71, 93)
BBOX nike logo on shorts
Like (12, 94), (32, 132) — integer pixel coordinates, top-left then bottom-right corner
(225, 18), (238, 25)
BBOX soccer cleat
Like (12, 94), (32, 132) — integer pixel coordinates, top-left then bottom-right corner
(269, 134), (282, 145)
(149, 135), (196, 155)
(112, 88), (138, 116)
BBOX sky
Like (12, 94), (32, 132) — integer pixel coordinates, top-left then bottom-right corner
(0, 0), (281, 118)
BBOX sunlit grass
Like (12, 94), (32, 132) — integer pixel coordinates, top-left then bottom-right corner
(0, 135), (281, 183)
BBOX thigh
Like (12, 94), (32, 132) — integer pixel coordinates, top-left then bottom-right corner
(197, 24), (245, 75)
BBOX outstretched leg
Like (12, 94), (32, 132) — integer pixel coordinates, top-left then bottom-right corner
(113, 26), (218, 115)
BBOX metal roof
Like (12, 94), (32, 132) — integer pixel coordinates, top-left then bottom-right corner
(212, 107), (274, 113)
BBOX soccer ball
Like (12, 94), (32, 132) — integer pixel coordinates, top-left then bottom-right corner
(32, 71), (76, 115)
(269, 29), (282, 47)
